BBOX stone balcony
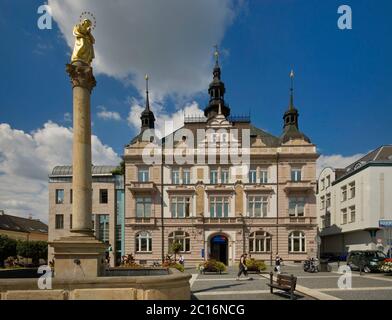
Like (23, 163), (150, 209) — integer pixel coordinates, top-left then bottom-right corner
(126, 217), (156, 226)
(127, 181), (157, 193)
(283, 180), (315, 193)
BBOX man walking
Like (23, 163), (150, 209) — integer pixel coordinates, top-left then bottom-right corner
(274, 254), (283, 274)
(236, 253), (248, 280)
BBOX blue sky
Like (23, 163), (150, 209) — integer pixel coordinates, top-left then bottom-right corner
(0, 0), (391, 219)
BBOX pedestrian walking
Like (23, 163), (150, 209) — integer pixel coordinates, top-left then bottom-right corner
(236, 253), (248, 280)
(274, 254), (283, 274)
(178, 255), (185, 265)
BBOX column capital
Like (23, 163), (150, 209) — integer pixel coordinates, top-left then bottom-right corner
(66, 62), (96, 92)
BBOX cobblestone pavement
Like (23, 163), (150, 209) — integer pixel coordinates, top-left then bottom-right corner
(187, 263), (392, 300)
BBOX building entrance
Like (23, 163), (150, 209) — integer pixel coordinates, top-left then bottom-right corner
(210, 234), (228, 265)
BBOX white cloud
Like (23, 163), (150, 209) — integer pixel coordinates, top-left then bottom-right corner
(0, 122), (120, 223)
(48, 0), (238, 100)
(97, 106), (121, 121)
(316, 153), (365, 177)
(127, 100), (204, 137)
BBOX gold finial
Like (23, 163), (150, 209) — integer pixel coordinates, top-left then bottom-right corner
(290, 69), (294, 78)
(145, 74), (149, 81)
(145, 74), (149, 92)
(71, 13), (96, 65)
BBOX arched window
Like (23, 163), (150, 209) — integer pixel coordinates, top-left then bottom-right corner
(249, 231), (271, 252)
(136, 231), (152, 252)
(288, 231), (306, 253)
(168, 231), (190, 252)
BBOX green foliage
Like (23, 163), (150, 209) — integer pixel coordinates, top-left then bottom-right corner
(246, 259), (267, 272)
(111, 160), (125, 175)
(0, 235), (17, 267)
(169, 242), (183, 254)
(198, 259), (227, 273)
(16, 240), (48, 265)
(172, 263), (184, 272)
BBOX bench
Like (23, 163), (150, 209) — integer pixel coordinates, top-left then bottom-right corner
(266, 272), (297, 300)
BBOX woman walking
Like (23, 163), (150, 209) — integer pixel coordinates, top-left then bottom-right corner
(236, 253), (248, 280)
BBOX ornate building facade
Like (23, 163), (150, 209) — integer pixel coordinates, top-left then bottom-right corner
(123, 57), (319, 266)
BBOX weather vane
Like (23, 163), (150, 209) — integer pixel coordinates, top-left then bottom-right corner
(214, 44), (219, 64)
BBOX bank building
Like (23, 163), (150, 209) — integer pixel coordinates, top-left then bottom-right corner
(48, 53), (319, 266)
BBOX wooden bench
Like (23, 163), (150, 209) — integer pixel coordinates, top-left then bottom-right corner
(267, 272), (297, 300)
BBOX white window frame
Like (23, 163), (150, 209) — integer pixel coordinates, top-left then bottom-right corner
(170, 196), (191, 218)
(221, 168), (229, 184)
(260, 169), (268, 184)
(210, 169), (218, 184)
(249, 168), (257, 183)
(288, 231), (306, 253)
(341, 208), (348, 224)
(138, 168), (149, 182)
(168, 231), (190, 252)
(136, 231), (152, 252)
(209, 196), (229, 218)
(183, 169), (191, 184)
(289, 197), (305, 217)
(172, 168), (180, 184)
(136, 197), (152, 218)
(291, 168), (302, 182)
(249, 231), (271, 252)
(248, 195), (268, 217)
(349, 182), (355, 199)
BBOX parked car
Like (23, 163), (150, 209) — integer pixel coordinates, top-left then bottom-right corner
(347, 250), (387, 272)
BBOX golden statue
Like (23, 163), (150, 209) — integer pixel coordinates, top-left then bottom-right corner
(71, 19), (95, 65)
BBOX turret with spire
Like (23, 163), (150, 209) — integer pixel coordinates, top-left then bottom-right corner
(281, 70), (311, 143)
(204, 45), (230, 119)
(140, 74), (155, 132)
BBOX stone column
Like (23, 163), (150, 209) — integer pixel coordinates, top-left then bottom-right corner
(66, 61), (96, 235)
(50, 62), (106, 280)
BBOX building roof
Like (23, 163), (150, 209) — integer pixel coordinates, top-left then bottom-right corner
(0, 212), (48, 234)
(50, 165), (118, 177)
(334, 145), (392, 183)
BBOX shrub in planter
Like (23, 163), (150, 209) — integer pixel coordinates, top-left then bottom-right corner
(0, 236), (17, 268)
(246, 259), (267, 273)
(198, 259), (226, 273)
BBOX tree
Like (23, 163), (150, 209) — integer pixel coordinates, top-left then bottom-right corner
(169, 242), (182, 262)
(111, 160), (125, 175)
(16, 240), (48, 266)
(0, 235), (17, 268)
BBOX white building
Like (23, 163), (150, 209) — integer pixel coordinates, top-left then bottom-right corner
(317, 145), (392, 255)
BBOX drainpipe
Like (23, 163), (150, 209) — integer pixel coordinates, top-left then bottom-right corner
(161, 151), (165, 264)
(276, 152), (279, 255)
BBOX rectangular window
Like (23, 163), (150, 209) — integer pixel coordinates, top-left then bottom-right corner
(136, 197), (152, 218)
(55, 214), (64, 229)
(138, 168), (149, 182)
(248, 168), (257, 183)
(320, 196), (325, 210)
(98, 214), (109, 243)
(260, 169), (268, 184)
(210, 169), (218, 184)
(172, 168), (180, 184)
(289, 197), (305, 217)
(320, 179), (325, 190)
(248, 196), (268, 217)
(221, 168), (229, 184)
(350, 206), (356, 223)
(326, 193), (331, 208)
(70, 189), (73, 204)
(349, 182), (356, 199)
(291, 168), (302, 182)
(326, 176), (330, 188)
(325, 212), (331, 228)
(341, 208), (348, 224)
(55, 189), (64, 204)
(99, 189), (108, 204)
(70, 214), (72, 229)
(209, 196), (229, 218)
(170, 196), (191, 218)
(341, 186), (347, 202)
(183, 169), (191, 184)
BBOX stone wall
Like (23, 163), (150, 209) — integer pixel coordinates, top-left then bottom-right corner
(0, 269), (191, 300)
